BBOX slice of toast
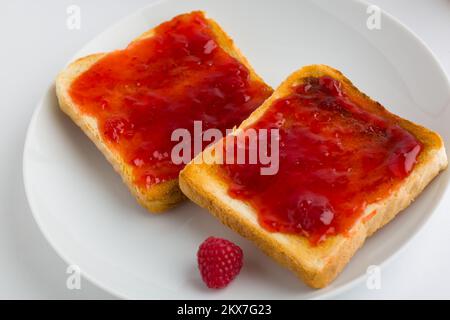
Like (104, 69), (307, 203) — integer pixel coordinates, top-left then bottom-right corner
(56, 11), (272, 212)
(179, 65), (448, 288)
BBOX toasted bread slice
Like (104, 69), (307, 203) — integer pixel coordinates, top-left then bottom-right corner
(56, 11), (272, 212)
(179, 65), (448, 288)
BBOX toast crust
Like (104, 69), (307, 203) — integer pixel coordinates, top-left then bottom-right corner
(56, 11), (272, 212)
(179, 65), (448, 288)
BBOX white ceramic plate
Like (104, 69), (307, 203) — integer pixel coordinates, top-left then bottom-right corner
(23, 0), (450, 299)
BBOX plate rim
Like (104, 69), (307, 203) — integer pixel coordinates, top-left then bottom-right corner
(23, 0), (450, 299)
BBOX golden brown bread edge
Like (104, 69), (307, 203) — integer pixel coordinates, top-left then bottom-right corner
(179, 64), (448, 288)
(55, 11), (272, 213)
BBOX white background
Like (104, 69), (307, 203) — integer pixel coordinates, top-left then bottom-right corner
(1, 0), (449, 299)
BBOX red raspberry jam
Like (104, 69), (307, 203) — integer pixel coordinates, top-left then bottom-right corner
(220, 76), (422, 244)
(69, 11), (272, 188)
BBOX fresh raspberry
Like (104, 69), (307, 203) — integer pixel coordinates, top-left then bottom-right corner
(197, 237), (243, 289)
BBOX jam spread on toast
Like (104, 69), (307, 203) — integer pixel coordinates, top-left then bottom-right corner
(220, 76), (422, 244)
(69, 11), (272, 187)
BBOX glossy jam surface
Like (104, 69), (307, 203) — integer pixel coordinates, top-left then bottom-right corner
(69, 12), (272, 187)
(221, 76), (422, 244)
